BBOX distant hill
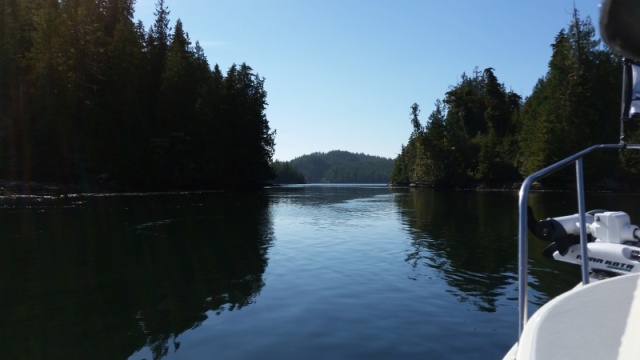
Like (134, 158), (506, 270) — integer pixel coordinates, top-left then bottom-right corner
(289, 150), (394, 183)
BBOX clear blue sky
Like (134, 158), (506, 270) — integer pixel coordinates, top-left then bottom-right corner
(134, 0), (603, 161)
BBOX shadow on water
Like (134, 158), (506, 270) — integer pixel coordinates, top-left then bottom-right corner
(0, 192), (273, 360)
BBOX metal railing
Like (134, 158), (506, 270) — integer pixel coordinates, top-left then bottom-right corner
(517, 143), (640, 337)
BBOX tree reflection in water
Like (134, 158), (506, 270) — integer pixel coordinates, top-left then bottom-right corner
(0, 192), (273, 360)
(395, 189), (629, 313)
(395, 189), (521, 312)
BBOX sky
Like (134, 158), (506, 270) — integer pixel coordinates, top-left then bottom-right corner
(133, 0), (604, 161)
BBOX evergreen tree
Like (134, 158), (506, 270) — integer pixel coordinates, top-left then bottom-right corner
(220, 64), (275, 187)
(391, 144), (410, 184)
(409, 103), (429, 183)
(421, 100), (448, 184)
(91, 12), (145, 183)
(146, 0), (170, 134)
(475, 68), (520, 182)
(518, 10), (620, 180)
(444, 69), (486, 138)
(272, 161), (306, 184)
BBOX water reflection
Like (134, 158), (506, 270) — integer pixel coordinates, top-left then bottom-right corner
(394, 189), (519, 312)
(395, 189), (640, 313)
(267, 184), (391, 207)
(0, 192), (273, 360)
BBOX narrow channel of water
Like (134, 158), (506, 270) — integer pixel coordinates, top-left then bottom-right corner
(1, 186), (635, 359)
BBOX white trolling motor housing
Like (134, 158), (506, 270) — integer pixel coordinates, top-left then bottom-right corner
(548, 211), (640, 277)
(589, 211), (640, 244)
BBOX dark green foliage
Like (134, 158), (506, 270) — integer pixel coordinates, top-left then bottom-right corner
(519, 11), (620, 180)
(0, 0), (276, 191)
(391, 69), (522, 187)
(271, 161), (306, 184)
(290, 150), (394, 183)
(392, 10), (628, 188)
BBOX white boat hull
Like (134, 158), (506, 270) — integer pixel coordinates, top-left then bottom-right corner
(504, 273), (640, 359)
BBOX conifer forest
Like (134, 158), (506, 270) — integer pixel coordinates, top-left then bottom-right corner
(391, 11), (640, 189)
(0, 0), (276, 191)
(2, 3), (638, 191)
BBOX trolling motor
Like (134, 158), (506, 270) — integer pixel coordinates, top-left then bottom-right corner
(528, 207), (640, 277)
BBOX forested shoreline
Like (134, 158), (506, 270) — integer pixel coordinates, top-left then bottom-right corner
(4, 4), (639, 194)
(391, 11), (640, 191)
(289, 151), (393, 183)
(0, 0), (276, 193)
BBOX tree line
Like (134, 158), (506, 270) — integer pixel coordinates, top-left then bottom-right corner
(289, 150), (394, 183)
(391, 11), (638, 189)
(271, 160), (306, 184)
(0, 0), (276, 191)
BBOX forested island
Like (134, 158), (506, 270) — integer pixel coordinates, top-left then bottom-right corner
(391, 11), (640, 191)
(0, 0), (275, 192)
(285, 150), (394, 184)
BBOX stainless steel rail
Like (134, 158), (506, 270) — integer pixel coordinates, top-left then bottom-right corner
(517, 143), (640, 337)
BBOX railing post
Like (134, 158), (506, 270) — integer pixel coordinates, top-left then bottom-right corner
(516, 144), (627, 340)
(518, 181), (531, 337)
(575, 159), (590, 285)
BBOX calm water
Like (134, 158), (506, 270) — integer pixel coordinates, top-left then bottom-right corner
(1, 185), (638, 359)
